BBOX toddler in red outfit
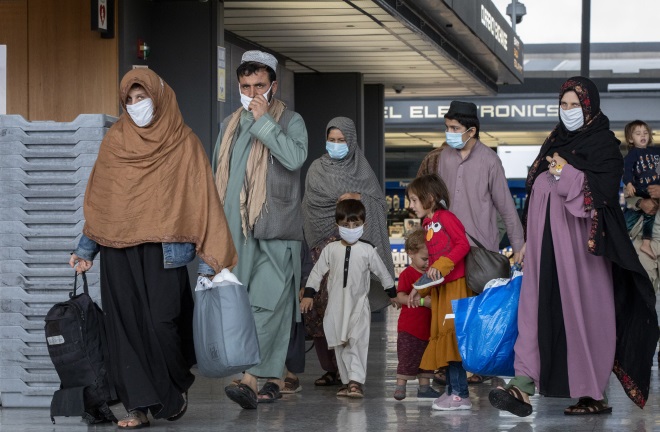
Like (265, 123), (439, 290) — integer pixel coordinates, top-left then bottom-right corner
(393, 229), (439, 400)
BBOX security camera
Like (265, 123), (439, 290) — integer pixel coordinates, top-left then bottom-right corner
(393, 85), (405, 94)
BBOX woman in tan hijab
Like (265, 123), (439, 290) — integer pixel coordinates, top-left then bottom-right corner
(69, 69), (237, 429)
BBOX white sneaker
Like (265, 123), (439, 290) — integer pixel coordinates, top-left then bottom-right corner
(432, 395), (472, 411)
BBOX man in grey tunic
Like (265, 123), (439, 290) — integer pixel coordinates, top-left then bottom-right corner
(206, 50), (308, 408)
(438, 101), (524, 263)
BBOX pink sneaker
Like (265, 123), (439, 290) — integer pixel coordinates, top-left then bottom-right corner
(432, 394), (472, 411)
(432, 392), (450, 405)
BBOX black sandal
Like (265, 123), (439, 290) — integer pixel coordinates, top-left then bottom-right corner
(433, 368), (447, 386)
(257, 382), (282, 403)
(489, 386), (533, 417)
(315, 371), (341, 386)
(564, 397), (612, 415)
(167, 391), (188, 421)
(224, 383), (258, 409)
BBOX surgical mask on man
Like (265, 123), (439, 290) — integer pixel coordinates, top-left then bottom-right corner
(445, 128), (473, 149)
(339, 225), (363, 244)
(326, 141), (349, 159)
(126, 98), (154, 127)
(240, 83), (273, 111)
(560, 107), (584, 131)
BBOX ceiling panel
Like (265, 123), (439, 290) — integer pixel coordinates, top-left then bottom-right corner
(224, 0), (493, 98)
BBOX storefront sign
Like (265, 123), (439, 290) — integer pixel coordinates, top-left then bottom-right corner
(384, 98), (559, 125)
(446, 0), (524, 81)
(385, 95), (660, 128)
(480, 4), (507, 51)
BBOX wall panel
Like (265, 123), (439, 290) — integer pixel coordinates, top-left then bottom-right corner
(0, 0), (29, 117)
(28, 0), (118, 121)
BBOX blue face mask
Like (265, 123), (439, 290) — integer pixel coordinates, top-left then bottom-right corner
(326, 141), (349, 159)
(445, 128), (473, 149)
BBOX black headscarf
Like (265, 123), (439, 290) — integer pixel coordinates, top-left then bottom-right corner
(524, 76), (621, 248)
(525, 76), (658, 408)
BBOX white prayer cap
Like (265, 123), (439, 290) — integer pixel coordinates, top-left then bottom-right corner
(241, 50), (278, 73)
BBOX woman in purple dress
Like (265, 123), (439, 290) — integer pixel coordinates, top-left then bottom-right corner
(489, 76), (658, 417)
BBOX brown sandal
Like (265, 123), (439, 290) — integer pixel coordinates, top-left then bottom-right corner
(336, 385), (349, 397)
(489, 386), (533, 417)
(467, 374), (492, 384)
(280, 377), (302, 394)
(347, 381), (364, 398)
(564, 397), (612, 415)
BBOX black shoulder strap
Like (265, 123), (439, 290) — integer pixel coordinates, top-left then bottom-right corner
(464, 232), (486, 249)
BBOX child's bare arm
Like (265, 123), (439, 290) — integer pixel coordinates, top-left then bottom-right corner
(422, 295), (431, 309)
(300, 297), (313, 313)
(300, 286), (317, 313)
(407, 289), (422, 307)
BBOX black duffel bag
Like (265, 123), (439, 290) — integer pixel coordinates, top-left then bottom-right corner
(464, 233), (511, 294)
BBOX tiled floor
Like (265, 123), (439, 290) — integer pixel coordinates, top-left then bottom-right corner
(2, 308), (658, 432)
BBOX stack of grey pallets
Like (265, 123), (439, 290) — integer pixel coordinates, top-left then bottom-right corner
(0, 114), (115, 407)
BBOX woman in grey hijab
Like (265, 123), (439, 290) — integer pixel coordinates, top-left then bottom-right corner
(302, 116), (395, 386)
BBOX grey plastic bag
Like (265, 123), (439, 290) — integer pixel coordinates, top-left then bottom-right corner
(192, 270), (260, 378)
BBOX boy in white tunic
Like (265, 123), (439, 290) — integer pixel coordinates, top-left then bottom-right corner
(301, 199), (395, 398)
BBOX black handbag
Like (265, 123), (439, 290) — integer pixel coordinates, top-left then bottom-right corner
(285, 316), (306, 374)
(464, 233), (511, 294)
(368, 278), (393, 312)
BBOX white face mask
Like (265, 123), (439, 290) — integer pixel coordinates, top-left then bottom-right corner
(339, 225), (364, 245)
(239, 83), (273, 111)
(560, 106), (584, 131)
(126, 98), (154, 127)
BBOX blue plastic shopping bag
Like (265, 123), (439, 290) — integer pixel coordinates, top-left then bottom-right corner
(451, 271), (522, 376)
